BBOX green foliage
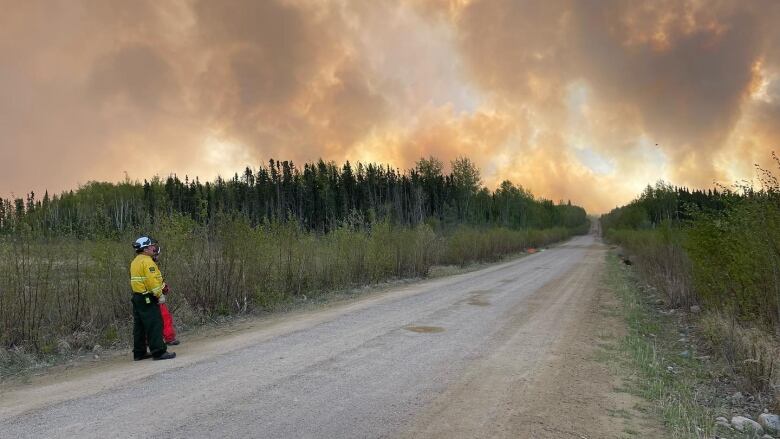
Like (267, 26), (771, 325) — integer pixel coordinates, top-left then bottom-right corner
(602, 162), (780, 333)
(686, 196), (780, 329)
(606, 195), (780, 334)
(0, 156), (589, 237)
(602, 156), (780, 397)
(601, 181), (728, 232)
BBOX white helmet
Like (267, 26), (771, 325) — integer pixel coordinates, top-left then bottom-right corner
(132, 236), (158, 252)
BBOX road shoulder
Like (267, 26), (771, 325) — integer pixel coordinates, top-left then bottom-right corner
(508, 250), (665, 438)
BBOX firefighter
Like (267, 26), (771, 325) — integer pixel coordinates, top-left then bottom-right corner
(130, 236), (176, 361)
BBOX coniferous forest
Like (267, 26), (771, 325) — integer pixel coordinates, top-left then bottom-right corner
(0, 157), (586, 237)
(0, 157), (588, 368)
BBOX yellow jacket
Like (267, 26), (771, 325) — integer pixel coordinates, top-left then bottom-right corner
(130, 254), (167, 297)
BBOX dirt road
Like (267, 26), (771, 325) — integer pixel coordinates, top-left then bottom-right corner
(0, 234), (659, 438)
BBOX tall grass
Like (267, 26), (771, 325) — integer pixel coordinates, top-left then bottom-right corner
(698, 312), (778, 400)
(0, 218), (585, 367)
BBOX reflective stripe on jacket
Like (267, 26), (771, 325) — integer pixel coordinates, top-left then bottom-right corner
(130, 254), (166, 297)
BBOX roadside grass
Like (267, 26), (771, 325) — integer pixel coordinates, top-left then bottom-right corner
(606, 252), (717, 439)
(0, 347), (48, 383)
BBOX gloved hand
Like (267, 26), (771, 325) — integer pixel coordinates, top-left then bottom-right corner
(162, 284), (170, 295)
(158, 294), (166, 304)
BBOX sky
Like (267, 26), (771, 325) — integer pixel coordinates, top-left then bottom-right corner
(1, 0), (780, 213)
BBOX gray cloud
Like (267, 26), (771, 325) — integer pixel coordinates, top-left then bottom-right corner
(89, 44), (179, 109)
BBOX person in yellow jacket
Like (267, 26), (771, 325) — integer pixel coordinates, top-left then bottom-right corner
(130, 236), (176, 361)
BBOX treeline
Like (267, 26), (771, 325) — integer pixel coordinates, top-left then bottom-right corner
(601, 164), (780, 394)
(0, 157), (586, 237)
(600, 182), (729, 231)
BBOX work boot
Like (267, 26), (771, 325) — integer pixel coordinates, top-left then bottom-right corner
(134, 353), (152, 361)
(166, 339), (180, 346)
(153, 352), (176, 361)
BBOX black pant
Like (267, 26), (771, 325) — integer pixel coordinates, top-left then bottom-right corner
(132, 294), (167, 359)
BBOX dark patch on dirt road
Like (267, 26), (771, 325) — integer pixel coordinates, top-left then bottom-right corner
(404, 326), (446, 333)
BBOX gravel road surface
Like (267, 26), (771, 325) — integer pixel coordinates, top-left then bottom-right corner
(1, 234), (651, 438)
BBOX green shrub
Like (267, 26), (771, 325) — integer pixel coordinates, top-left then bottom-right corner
(686, 200), (780, 330)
